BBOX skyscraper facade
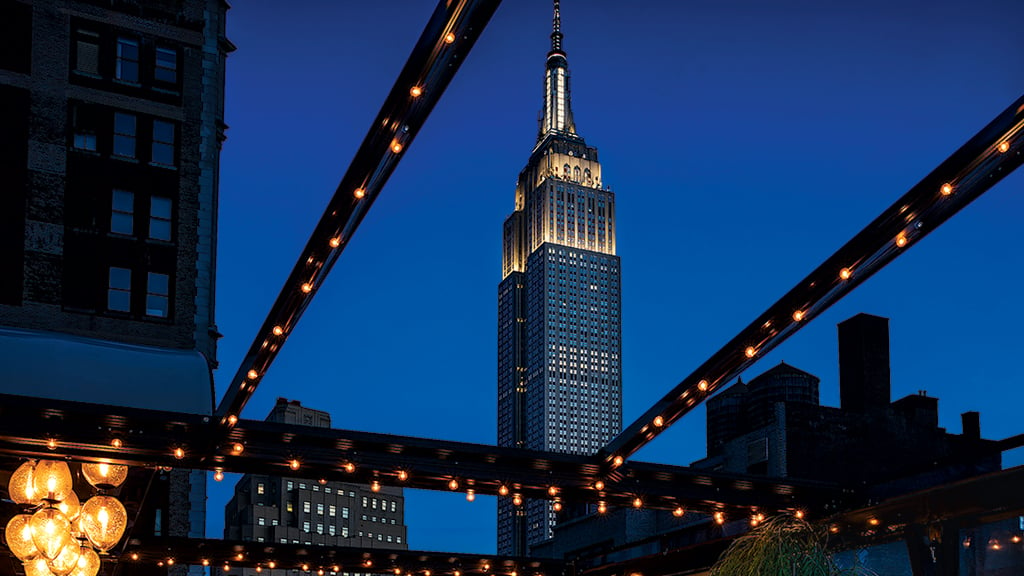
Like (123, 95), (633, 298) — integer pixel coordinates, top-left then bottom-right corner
(497, 1), (622, 555)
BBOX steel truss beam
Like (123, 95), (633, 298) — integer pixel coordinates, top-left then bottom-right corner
(601, 93), (1024, 466)
(215, 0), (502, 428)
(0, 393), (853, 517)
(121, 538), (566, 576)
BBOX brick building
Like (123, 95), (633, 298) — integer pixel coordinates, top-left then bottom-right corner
(0, 1), (232, 573)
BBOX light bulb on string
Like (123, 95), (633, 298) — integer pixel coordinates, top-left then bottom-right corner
(9, 460), (39, 505)
(80, 495), (127, 552)
(999, 141), (1010, 153)
(81, 463), (128, 489)
(5, 514), (39, 561)
(30, 506), (73, 560)
(32, 460), (73, 502)
(24, 557), (53, 576)
(498, 485), (509, 496)
(466, 489), (475, 502)
(56, 489), (81, 523)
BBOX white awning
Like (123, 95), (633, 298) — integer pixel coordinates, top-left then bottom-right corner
(0, 327), (214, 415)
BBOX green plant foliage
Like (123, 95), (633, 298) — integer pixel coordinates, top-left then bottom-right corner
(709, 516), (871, 576)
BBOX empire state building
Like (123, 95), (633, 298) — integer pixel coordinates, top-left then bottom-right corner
(497, 1), (622, 555)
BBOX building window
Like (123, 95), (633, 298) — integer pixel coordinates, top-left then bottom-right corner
(108, 267), (131, 312)
(312, 484), (319, 492)
(72, 104), (98, 151)
(154, 46), (177, 84)
(257, 537), (264, 543)
(328, 525), (336, 536)
(258, 517), (265, 526)
(387, 535), (393, 543)
(325, 487), (332, 494)
(149, 196), (172, 241)
(396, 536), (402, 544)
(146, 272), (169, 318)
(152, 119), (175, 166)
(113, 112), (136, 158)
(271, 519), (279, 526)
(316, 523), (323, 535)
(302, 521), (310, 533)
(116, 37), (139, 82)
(390, 501), (396, 512)
(328, 505), (336, 517)
(371, 499), (377, 510)
(153, 509), (162, 536)
(299, 483), (307, 489)
(302, 501), (311, 513)
(342, 508), (349, 519)
(287, 481), (294, 491)
(75, 30), (100, 76)
(342, 527), (349, 537)
(257, 483), (265, 495)
(362, 497), (367, 507)
(286, 502), (293, 513)
(111, 190), (134, 235)
(316, 503), (324, 515)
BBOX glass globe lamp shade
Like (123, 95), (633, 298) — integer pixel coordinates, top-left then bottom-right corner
(56, 489), (81, 523)
(80, 495), (127, 552)
(24, 557), (53, 576)
(70, 546), (101, 576)
(5, 514), (39, 561)
(9, 460), (39, 505)
(32, 460), (73, 501)
(81, 463), (128, 489)
(30, 507), (73, 560)
(48, 539), (82, 576)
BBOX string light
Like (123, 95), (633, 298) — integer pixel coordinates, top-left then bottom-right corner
(236, 553), (244, 561)
(829, 525), (840, 534)
(448, 479), (459, 491)
(223, 564), (231, 573)
(289, 459), (301, 470)
(273, 325), (284, 336)
(512, 494), (523, 506)
(247, 369), (259, 380)
(173, 447), (185, 459)
(47, 438), (57, 450)
(697, 380), (709, 392)
(498, 485), (509, 496)
(227, 414), (238, 425)
(593, 480), (605, 491)
(319, 478), (328, 485)
(391, 141), (404, 154)
(301, 283), (313, 293)
(597, 502), (607, 514)
(344, 462), (356, 473)
(269, 562), (277, 569)
(167, 559), (175, 566)
(110, 438), (123, 448)
(653, 415), (664, 427)
(256, 567), (263, 573)
(792, 310), (804, 322)
(131, 554), (139, 561)
(552, 501), (562, 512)
(444, 32), (456, 44)
(612, 455), (624, 467)
(303, 564), (311, 572)
(673, 507), (685, 517)
(202, 559), (210, 566)
(397, 470), (409, 481)
(839, 267), (852, 280)
(941, 182), (954, 196)
(466, 489), (476, 502)
(329, 236), (342, 248)
(794, 510), (805, 519)
(371, 481), (381, 493)
(354, 188), (366, 199)
(999, 141), (1010, 153)
(868, 517), (880, 526)
(632, 497), (643, 509)
(714, 511), (725, 525)
(232, 443), (245, 454)
(744, 346), (756, 358)
(547, 486), (558, 497)
(896, 234), (908, 248)
(410, 86), (423, 97)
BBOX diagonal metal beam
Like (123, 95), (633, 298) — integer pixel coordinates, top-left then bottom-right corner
(0, 393), (853, 517)
(600, 93), (1024, 466)
(215, 0), (502, 427)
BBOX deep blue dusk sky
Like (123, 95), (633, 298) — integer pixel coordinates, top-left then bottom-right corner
(211, 0), (1024, 554)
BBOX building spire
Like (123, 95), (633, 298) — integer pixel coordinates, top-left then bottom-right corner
(551, 0), (563, 53)
(538, 0), (576, 142)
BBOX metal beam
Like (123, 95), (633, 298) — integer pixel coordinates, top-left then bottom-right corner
(214, 0), (502, 427)
(601, 93), (1024, 466)
(0, 393), (852, 517)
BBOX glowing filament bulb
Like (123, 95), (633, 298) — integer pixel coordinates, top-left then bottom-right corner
(214, 471), (224, 482)
(792, 310), (804, 322)
(174, 447), (185, 459)
(272, 325), (284, 336)
(673, 507), (685, 517)
(448, 479), (459, 491)
(391, 141), (403, 154)
(714, 511), (725, 525)
(745, 346), (756, 358)
(167, 559), (175, 566)
(612, 455), (624, 467)
(498, 485), (509, 496)
(548, 486), (558, 497)
(319, 478), (328, 485)
(466, 489), (476, 502)
(444, 32), (455, 44)
(653, 416), (664, 427)
(941, 183), (954, 196)
(410, 86), (423, 97)
(839, 267), (852, 280)
(256, 567), (263, 573)
(512, 494), (523, 506)
(227, 414), (238, 425)
(632, 497), (643, 508)
(597, 502), (607, 514)
(998, 141), (1010, 153)
(289, 459), (301, 470)
(697, 380), (709, 392)
(247, 369), (259, 380)
(397, 470), (409, 481)
(354, 188), (366, 199)
(232, 443), (244, 454)
(593, 480), (605, 491)
(111, 438), (123, 448)
(131, 554), (139, 561)
(329, 237), (341, 248)
(371, 481), (381, 492)
(47, 438), (57, 450)
(301, 282), (313, 293)
(868, 517), (880, 526)
(344, 462), (356, 473)
(795, 510), (805, 519)
(896, 234), (908, 248)
(303, 565), (310, 572)
(268, 562), (277, 569)
(552, 501), (562, 512)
